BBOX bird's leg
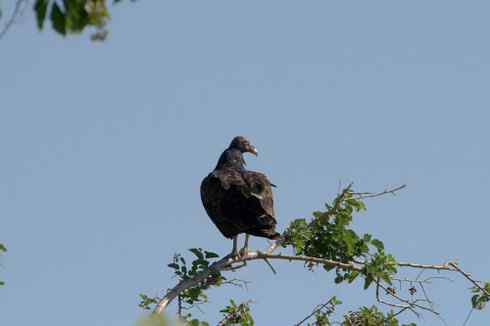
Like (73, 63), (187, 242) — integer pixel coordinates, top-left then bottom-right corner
(231, 235), (239, 257)
(239, 234), (250, 257)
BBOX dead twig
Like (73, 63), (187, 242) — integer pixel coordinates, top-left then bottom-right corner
(449, 262), (490, 297)
(352, 184), (407, 199)
(0, 0), (28, 40)
(294, 296), (337, 326)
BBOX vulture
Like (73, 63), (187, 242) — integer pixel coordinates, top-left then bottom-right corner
(200, 136), (280, 256)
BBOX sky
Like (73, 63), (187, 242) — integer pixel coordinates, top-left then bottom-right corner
(1, 1), (490, 325)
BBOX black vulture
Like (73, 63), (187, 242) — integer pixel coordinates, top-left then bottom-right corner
(200, 136), (280, 256)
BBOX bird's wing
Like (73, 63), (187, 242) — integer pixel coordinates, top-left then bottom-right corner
(241, 171), (276, 219)
(211, 168), (247, 189)
(200, 172), (243, 238)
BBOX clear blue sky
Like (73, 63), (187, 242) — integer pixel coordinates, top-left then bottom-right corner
(1, 1), (489, 325)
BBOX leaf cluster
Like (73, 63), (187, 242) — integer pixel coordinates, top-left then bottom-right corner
(139, 294), (159, 310)
(282, 185), (397, 289)
(182, 318), (209, 326)
(304, 296), (342, 326)
(302, 300), (414, 326)
(218, 299), (254, 326)
(33, 0), (111, 40)
(167, 248), (221, 307)
(471, 282), (490, 310)
(342, 306), (415, 326)
(139, 248), (221, 311)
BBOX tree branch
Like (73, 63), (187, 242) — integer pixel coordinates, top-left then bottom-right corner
(153, 242), (484, 315)
(449, 262), (490, 297)
(351, 184), (407, 199)
(294, 297), (337, 326)
(0, 0), (28, 40)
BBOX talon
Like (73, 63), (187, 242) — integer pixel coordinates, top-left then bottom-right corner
(239, 247), (249, 258)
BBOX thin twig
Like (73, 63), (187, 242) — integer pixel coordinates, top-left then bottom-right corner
(352, 184), (407, 199)
(462, 307), (474, 326)
(449, 262), (490, 297)
(376, 281), (420, 317)
(0, 0), (28, 40)
(378, 281), (437, 316)
(260, 255), (277, 274)
(294, 297), (337, 326)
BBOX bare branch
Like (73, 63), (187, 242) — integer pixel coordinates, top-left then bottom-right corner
(221, 278), (250, 290)
(351, 184), (407, 199)
(397, 261), (455, 271)
(294, 297), (337, 326)
(449, 262), (490, 297)
(0, 0), (28, 40)
(376, 281), (420, 317)
(153, 246), (487, 316)
(377, 281), (437, 316)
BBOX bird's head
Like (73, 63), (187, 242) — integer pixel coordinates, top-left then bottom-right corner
(229, 136), (258, 156)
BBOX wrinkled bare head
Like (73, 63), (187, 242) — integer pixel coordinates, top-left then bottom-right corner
(229, 136), (258, 156)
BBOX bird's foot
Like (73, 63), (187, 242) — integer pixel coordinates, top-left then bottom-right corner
(238, 246), (249, 259)
(225, 248), (240, 260)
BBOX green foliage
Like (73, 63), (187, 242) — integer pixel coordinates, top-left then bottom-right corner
(303, 296), (341, 326)
(183, 318), (209, 326)
(301, 301), (414, 326)
(139, 248), (221, 311)
(283, 185), (397, 289)
(139, 186), (487, 325)
(218, 300), (254, 326)
(167, 248), (222, 307)
(139, 294), (159, 310)
(136, 314), (168, 326)
(342, 306), (415, 326)
(362, 252), (397, 290)
(471, 282), (490, 310)
(175, 312), (209, 326)
(32, 0), (111, 40)
(34, 0), (48, 29)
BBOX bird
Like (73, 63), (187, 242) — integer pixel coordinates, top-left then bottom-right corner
(200, 136), (280, 257)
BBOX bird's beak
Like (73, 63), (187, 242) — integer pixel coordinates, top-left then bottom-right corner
(249, 146), (258, 156)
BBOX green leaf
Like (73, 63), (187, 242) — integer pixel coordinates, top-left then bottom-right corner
(313, 211), (323, 219)
(347, 271), (360, 283)
(204, 251), (219, 259)
(0, 243), (6, 253)
(189, 248), (204, 260)
(334, 275), (344, 284)
(484, 282), (490, 292)
(332, 297), (342, 305)
(63, 0), (89, 32)
(371, 239), (384, 251)
(34, 0), (49, 30)
(472, 294), (481, 309)
(362, 234), (372, 242)
(50, 2), (66, 35)
(364, 275), (374, 290)
(167, 263), (179, 270)
(381, 273), (393, 285)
